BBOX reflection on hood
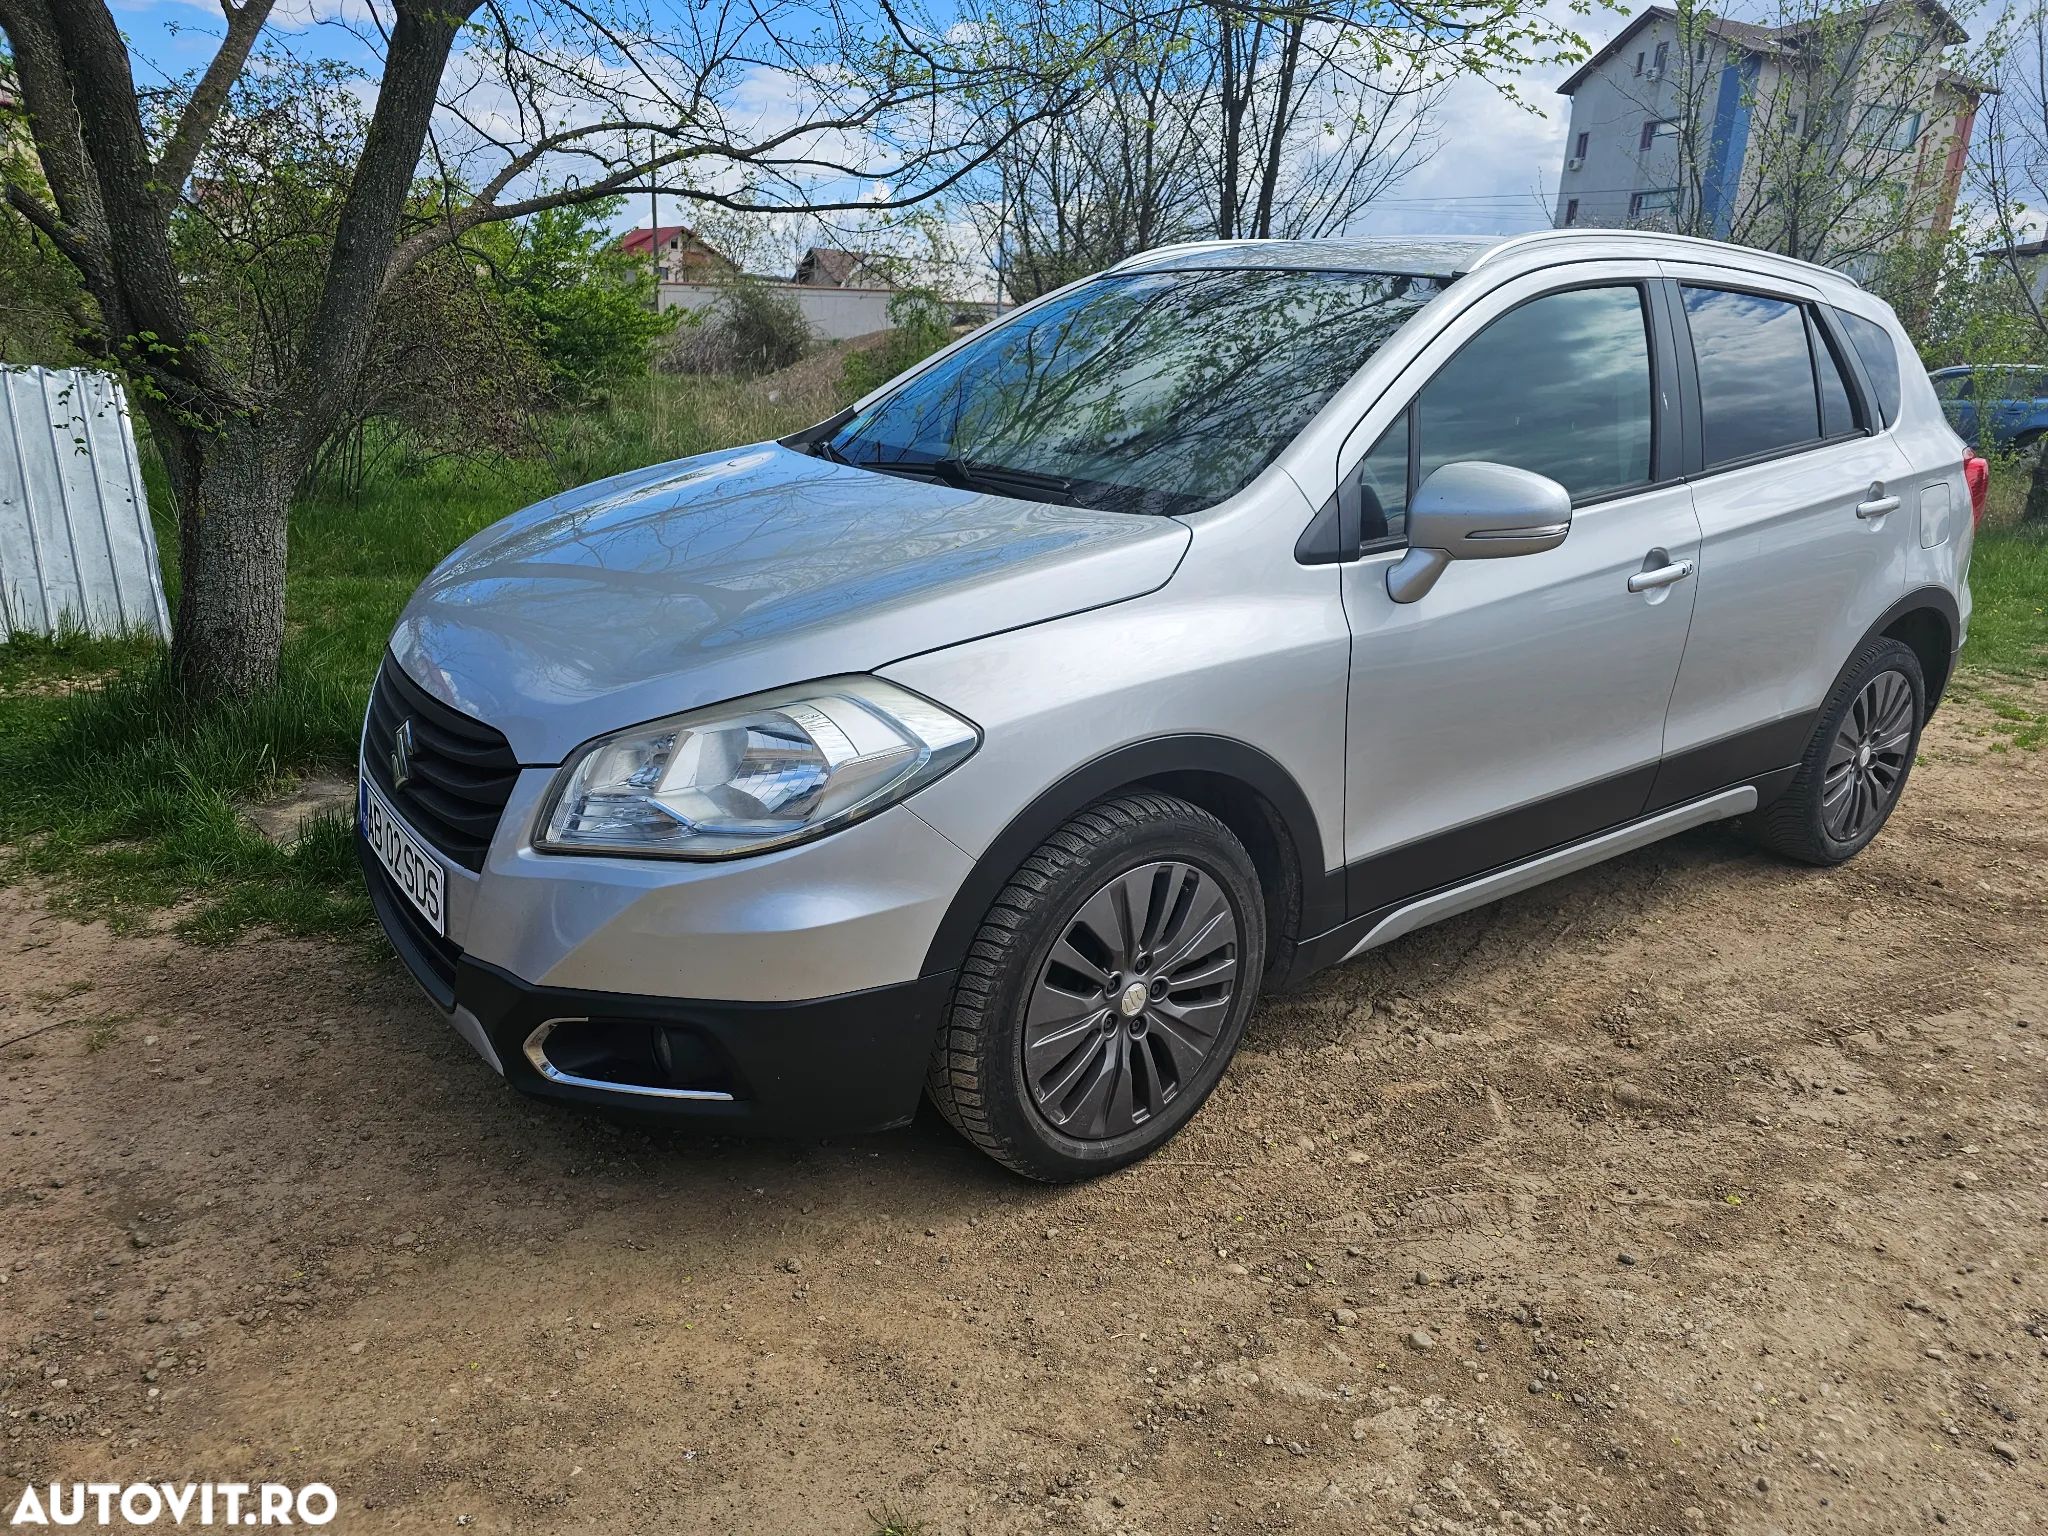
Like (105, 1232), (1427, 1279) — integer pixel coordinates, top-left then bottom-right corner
(389, 443), (1191, 763)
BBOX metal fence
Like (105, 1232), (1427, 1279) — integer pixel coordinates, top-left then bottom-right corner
(0, 365), (171, 643)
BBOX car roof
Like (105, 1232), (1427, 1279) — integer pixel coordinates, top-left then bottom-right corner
(1113, 229), (1864, 295)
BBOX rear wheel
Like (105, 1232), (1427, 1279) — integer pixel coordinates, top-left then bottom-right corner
(1751, 636), (1924, 865)
(926, 792), (1265, 1182)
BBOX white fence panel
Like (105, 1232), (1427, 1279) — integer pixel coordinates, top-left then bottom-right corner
(0, 365), (170, 642)
(658, 281), (902, 341)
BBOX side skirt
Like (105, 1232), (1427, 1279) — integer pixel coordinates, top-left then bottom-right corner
(1340, 785), (1756, 961)
(1283, 783), (1764, 983)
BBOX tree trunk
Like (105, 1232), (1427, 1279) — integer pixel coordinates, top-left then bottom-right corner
(162, 423), (298, 702)
(2027, 448), (2048, 526)
(1251, 19), (1302, 240)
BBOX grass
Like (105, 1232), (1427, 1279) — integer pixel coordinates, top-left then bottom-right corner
(1967, 528), (2048, 675)
(1964, 468), (2048, 677)
(0, 363), (2044, 941)
(1940, 462), (2048, 757)
(0, 371), (833, 942)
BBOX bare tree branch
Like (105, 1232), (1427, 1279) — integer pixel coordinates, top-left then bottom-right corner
(155, 0), (281, 199)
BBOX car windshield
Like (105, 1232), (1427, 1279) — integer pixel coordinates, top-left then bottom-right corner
(821, 267), (1443, 516)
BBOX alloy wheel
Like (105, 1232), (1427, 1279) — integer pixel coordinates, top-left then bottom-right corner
(1822, 668), (1914, 842)
(1022, 860), (1241, 1140)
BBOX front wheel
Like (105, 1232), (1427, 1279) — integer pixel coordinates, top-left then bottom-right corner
(926, 792), (1266, 1182)
(1750, 636), (1925, 865)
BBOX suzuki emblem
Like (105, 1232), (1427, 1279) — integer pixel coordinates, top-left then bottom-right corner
(389, 718), (416, 791)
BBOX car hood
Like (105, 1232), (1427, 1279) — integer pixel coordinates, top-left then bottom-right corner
(388, 442), (1191, 763)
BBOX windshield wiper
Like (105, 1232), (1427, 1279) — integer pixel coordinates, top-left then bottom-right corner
(926, 456), (1074, 502)
(823, 449), (1076, 505)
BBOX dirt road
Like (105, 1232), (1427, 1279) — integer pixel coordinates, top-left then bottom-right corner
(4, 685), (2045, 1535)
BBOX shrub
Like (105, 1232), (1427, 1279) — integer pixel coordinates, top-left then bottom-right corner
(661, 278), (814, 376)
(482, 199), (673, 399)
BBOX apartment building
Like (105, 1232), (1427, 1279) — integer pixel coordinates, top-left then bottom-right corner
(1552, 2), (1981, 271)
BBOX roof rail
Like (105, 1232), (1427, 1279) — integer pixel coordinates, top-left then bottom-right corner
(1470, 228), (1861, 289)
(1107, 240), (1253, 272)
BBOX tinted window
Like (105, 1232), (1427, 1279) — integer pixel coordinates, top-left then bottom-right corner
(1836, 309), (1901, 426)
(1414, 285), (1654, 502)
(1356, 410), (1410, 544)
(1813, 316), (1858, 438)
(1931, 371), (1970, 402)
(1682, 286), (1818, 465)
(826, 268), (1440, 516)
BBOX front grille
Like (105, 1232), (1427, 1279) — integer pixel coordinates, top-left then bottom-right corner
(363, 657), (520, 871)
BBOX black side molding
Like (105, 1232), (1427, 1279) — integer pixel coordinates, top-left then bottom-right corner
(1645, 713), (1814, 813)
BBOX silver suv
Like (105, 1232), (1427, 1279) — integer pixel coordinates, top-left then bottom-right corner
(359, 230), (1980, 1181)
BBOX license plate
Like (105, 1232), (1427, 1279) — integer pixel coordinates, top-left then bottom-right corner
(361, 776), (447, 936)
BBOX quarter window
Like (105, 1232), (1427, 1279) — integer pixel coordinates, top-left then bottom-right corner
(1356, 409), (1410, 545)
(1412, 285), (1655, 503)
(1836, 309), (1901, 426)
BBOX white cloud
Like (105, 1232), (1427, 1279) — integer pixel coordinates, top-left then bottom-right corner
(1361, 67), (1570, 237)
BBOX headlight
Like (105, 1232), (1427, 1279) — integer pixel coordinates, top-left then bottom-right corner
(536, 677), (978, 859)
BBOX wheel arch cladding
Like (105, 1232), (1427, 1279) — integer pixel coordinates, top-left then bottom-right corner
(1873, 590), (1958, 714)
(918, 736), (1339, 989)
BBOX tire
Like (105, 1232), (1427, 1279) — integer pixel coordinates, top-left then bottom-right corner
(925, 791), (1266, 1182)
(1750, 636), (1925, 866)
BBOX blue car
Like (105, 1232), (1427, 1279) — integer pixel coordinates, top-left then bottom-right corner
(1930, 364), (2048, 452)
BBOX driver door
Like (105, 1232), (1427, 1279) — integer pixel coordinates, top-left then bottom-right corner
(1333, 268), (1703, 918)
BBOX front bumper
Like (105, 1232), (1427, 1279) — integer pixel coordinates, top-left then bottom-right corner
(359, 835), (955, 1135)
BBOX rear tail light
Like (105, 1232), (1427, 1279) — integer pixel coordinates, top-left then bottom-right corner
(1965, 456), (1989, 529)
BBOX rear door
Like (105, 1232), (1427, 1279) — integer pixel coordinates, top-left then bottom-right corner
(1649, 265), (1915, 808)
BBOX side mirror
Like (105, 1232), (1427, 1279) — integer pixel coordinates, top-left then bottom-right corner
(1385, 461), (1572, 604)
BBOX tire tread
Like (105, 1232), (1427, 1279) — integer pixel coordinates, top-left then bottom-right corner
(1750, 635), (1924, 866)
(924, 792), (1246, 1180)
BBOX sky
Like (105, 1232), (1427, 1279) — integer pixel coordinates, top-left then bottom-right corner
(1360, 66), (1578, 238)
(103, 0), (2015, 252)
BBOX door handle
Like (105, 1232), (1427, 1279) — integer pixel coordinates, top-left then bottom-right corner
(1627, 558), (1695, 593)
(1856, 493), (1901, 519)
